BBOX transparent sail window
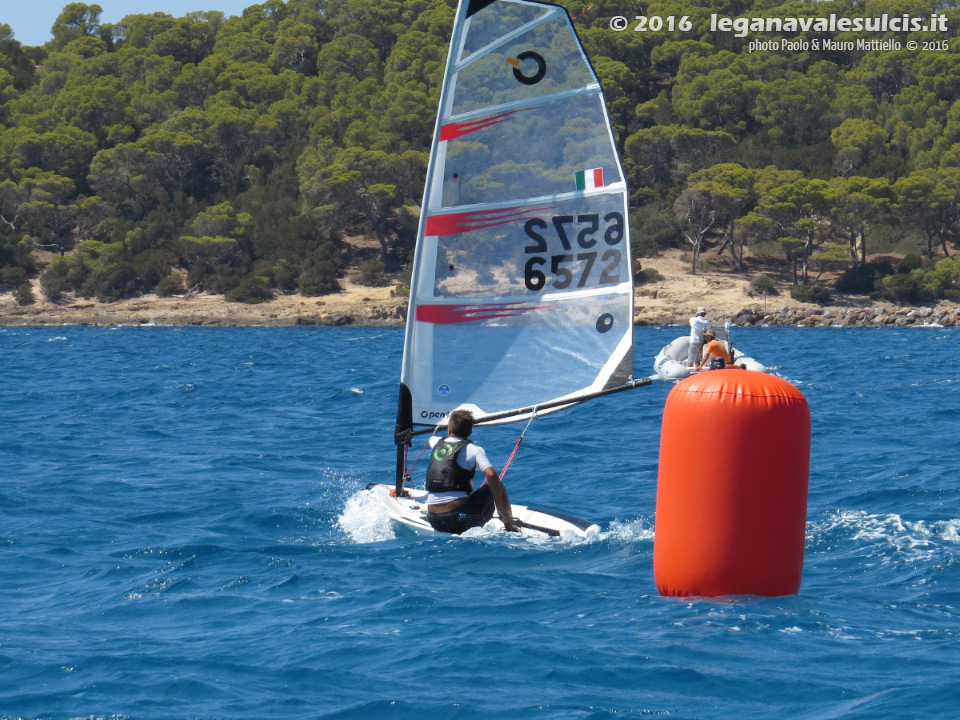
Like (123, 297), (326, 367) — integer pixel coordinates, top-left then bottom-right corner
(440, 93), (619, 208)
(459, 0), (551, 62)
(452, 13), (594, 115)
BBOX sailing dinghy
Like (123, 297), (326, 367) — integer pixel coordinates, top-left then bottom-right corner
(368, 0), (649, 537)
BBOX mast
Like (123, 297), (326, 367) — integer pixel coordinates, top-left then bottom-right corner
(394, 0), (474, 490)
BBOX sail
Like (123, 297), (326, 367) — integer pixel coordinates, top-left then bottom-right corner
(396, 0), (633, 442)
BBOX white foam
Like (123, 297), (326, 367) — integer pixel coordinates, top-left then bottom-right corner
(466, 517), (647, 546)
(600, 517), (655, 543)
(811, 510), (960, 562)
(461, 518), (601, 546)
(337, 488), (396, 543)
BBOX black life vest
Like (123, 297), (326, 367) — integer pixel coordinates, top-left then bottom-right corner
(425, 438), (476, 494)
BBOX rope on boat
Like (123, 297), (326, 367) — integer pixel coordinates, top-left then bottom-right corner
(499, 408), (537, 482)
(406, 421), (446, 477)
(407, 439), (430, 475)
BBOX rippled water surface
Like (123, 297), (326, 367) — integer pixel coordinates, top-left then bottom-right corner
(1, 325), (958, 719)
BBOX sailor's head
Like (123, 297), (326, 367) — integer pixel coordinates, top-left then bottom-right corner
(447, 409), (474, 438)
(704, 329), (716, 340)
(696, 306), (707, 316)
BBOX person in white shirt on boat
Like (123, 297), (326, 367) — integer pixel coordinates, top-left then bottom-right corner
(424, 409), (519, 534)
(687, 307), (712, 367)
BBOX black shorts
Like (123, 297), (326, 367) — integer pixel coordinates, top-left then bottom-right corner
(425, 484), (496, 534)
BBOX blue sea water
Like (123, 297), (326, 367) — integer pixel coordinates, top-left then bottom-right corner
(1, 324), (958, 719)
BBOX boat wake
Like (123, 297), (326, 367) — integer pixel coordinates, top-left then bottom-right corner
(600, 517), (656, 544)
(337, 489), (398, 544)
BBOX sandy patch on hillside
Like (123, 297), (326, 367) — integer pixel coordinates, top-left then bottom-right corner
(632, 249), (814, 325)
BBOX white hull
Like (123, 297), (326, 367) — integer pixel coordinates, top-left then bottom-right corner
(654, 336), (767, 381)
(366, 484), (599, 538)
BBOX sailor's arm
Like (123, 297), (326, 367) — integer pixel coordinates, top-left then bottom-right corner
(483, 466), (519, 532)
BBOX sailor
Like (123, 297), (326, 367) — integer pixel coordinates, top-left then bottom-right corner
(697, 329), (732, 370)
(424, 409), (519, 534)
(687, 306), (712, 367)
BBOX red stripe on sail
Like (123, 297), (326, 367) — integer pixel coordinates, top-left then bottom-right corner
(439, 109), (531, 141)
(425, 206), (558, 236)
(416, 302), (556, 325)
(593, 168), (604, 187)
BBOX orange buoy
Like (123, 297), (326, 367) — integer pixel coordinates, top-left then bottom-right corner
(654, 369), (810, 597)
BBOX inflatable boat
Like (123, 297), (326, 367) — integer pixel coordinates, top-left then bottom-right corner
(653, 328), (767, 381)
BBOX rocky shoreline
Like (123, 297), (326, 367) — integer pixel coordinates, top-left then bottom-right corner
(675, 302), (960, 328)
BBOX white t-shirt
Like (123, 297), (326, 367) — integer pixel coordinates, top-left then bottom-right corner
(425, 435), (493, 506)
(689, 315), (711, 342)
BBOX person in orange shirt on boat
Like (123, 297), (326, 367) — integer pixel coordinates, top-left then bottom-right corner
(423, 409), (519, 534)
(697, 329), (732, 370)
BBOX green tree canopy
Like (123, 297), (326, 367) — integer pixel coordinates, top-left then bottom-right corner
(3, 0), (960, 305)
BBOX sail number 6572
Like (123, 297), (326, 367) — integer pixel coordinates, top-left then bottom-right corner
(523, 212), (624, 292)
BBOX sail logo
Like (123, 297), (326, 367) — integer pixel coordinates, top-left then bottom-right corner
(421, 410), (449, 420)
(506, 51), (546, 85)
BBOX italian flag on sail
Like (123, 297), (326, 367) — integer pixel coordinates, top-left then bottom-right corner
(575, 168), (604, 191)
